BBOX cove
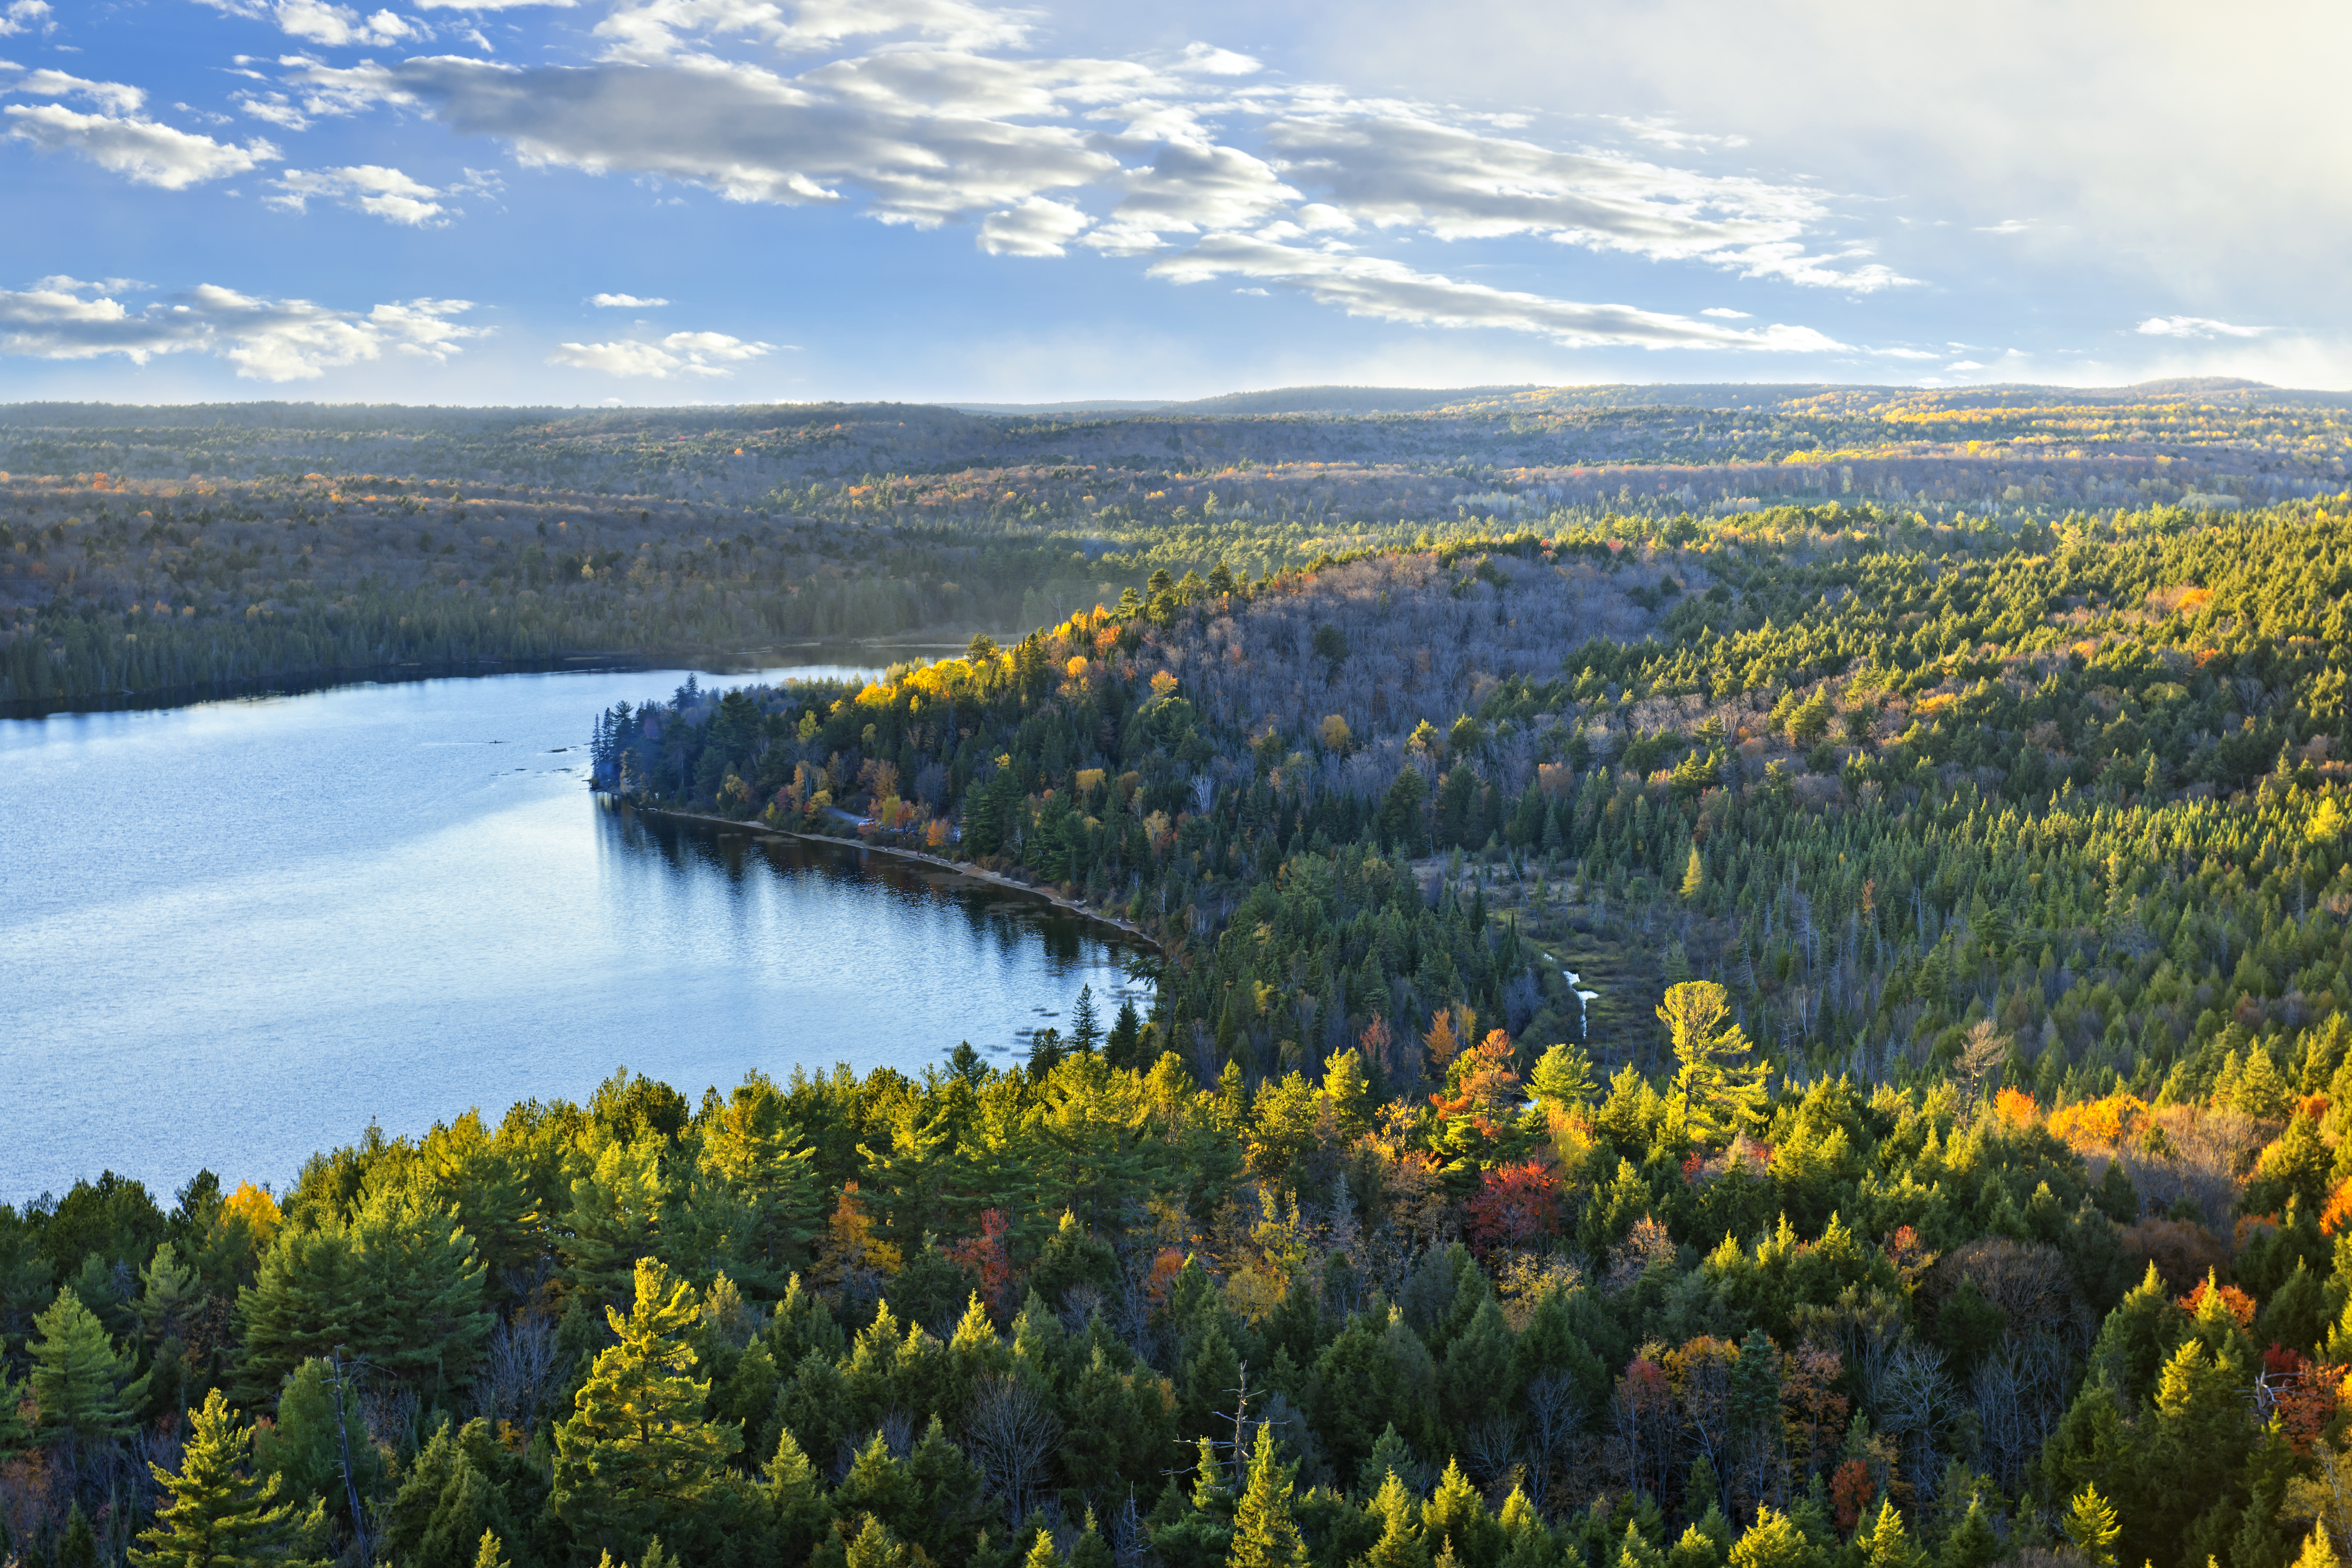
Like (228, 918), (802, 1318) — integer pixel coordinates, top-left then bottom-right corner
(0, 662), (1136, 1202)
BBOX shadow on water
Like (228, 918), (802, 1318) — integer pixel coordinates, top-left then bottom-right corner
(601, 797), (1124, 972)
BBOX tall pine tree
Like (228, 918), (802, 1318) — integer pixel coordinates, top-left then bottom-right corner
(553, 1257), (744, 1563)
(131, 1388), (316, 1568)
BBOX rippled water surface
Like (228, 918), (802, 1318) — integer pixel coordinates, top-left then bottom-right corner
(0, 664), (1134, 1199)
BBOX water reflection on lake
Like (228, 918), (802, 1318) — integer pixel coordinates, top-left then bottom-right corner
(0, 660), (1136, 1200)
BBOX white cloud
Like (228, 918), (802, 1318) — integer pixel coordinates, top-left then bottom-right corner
(366, 296), (480, 360)
(1601, 113), (1747, 151)
(269, 163), (450, 223)
(234, 91), (313, 129)
(590, 291), (670, 307)
(1178, 41), (1261, 76)
(2136, 315), (2265, 339)
(1946, 359), (1984, 370)
(295, 53), (1124, 226)
(593, 0), (1031, 64)
(548, 328), (773, 377)
(1699, 306), (1748, 318)
(5, 69), (146, 115)
(1976, 218), (2030, 234)
(195, 0), (427, 47)
(1258, 109), (1912, 289)
(277, 1), (424, 47)
(34, 273), (149, 292)
(0, 1), (53, 38)
(1147, 233), (1843, 352)
(5, 104), (276, 188)
(978, 195), (1088, 256)
(1316, 0), (2348, 334)
(1098, 142), (1297, 243)
(415, 0), (570, 7)
(0, 278), (484, 378)
(241, 11), (1924, 357)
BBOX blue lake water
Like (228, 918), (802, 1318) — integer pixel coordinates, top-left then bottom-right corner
(0, 662), (1136, 1201)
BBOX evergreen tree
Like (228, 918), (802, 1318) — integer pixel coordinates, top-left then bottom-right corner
(563, 1137), (668, 1308)
(1660, 982), (1767, 1145)
(1071, 985), (1103, 1055)
(474, 1531), (511, 1568)
(1726, 1508), (1819, 1568)
(58, 1503), (98, 1568)
(552, 1257), (744, 1562)
(131, 1388), (316, 1568)
(31, 1284), (149, 1447)
(761, 1426), (834, 1565)
(1357, 1470), (1432, 1568)
(253, 1358), (377, 1526)
(1107, 998), (1143, 1069)
(2062, 1486), (2121, 1568)
(1938, 1499), (1997, 1568)
(1860, 1501), (1918, 1568)
(1232, 1423), (1310, 1568)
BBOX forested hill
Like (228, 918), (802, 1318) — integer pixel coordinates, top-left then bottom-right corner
(17, 494), (2352, 1567)
(5, 382), (2346, 707)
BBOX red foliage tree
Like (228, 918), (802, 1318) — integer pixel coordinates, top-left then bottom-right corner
(1464, 1161), (1562, 1258)
(946, 1208), (1016, 1317)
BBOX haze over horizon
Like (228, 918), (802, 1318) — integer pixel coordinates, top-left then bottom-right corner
(0, 0), (2337, 405)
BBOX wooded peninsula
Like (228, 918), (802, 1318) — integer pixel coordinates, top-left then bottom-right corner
(8, 380), (2352, 1568)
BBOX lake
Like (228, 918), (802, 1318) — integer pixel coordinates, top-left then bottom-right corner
(0, 661), (1137, 1202)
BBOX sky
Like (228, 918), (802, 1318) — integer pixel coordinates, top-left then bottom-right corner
(0, 0), (2340, 406)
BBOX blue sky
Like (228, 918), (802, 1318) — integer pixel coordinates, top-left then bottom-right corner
(0, 0), (2339, 404)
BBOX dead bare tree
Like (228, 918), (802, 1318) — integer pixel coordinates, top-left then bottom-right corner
(1869, 1340), (1957, 1499)
(475, 1313), (561, 1434)
(967, 1373), (1062, 1524)
(1955, 1019), (2010, 1113)
(1524, 1371), (1586, 1514)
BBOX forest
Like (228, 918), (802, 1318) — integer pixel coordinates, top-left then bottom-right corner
(13, 473), (2352, 1568)
(4, 378), (2344, 708)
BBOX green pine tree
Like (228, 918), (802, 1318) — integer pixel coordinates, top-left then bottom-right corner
(58, 1503), (98, 1568)
(1726, 1507), (1819, 1568)
(1938, 1498), (1997, 1568)
(552, 1257), (745, 1562)
(1232, 1423), (1309, 1568)
(563, 1136), (668, 1307)
(1860, 1501), (1918, 1568)
(2061, 1486), (2120, 1568)
(31, 1284), (150, 1447)
(1355, 1469), (1431, 1568)
(1660, 982), (1769, 1144)
(762, 1426), (834, 1566)
(473, 1531), (511, 1568)
(131, 1388), (317, 1568)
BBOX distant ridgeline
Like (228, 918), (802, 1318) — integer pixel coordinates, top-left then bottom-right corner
(3, 377), (2344, 703)
(16, 491), (2352, 1568)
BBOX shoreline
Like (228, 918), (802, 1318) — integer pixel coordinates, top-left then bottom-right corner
(627, 797), (1165, 952)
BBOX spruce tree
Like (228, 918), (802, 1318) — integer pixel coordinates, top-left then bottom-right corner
(562, 1138), (667, 1308)
(31, 1284), (149, 1447)
(473, 1531), (510, 1568)
(1860, 1501), (1919, 1568)
(1071, 985), (1102, 1054)
(552, 1257), (743, 1562)
(2060, 1486), (2120, 1568)
(131, 1388), (315, 1568)
(762, 1427), (834, 1566)
(1232, 1424), (1309, 1568)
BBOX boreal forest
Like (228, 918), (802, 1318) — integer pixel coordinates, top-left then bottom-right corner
(10, 380), (2352, 1568)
